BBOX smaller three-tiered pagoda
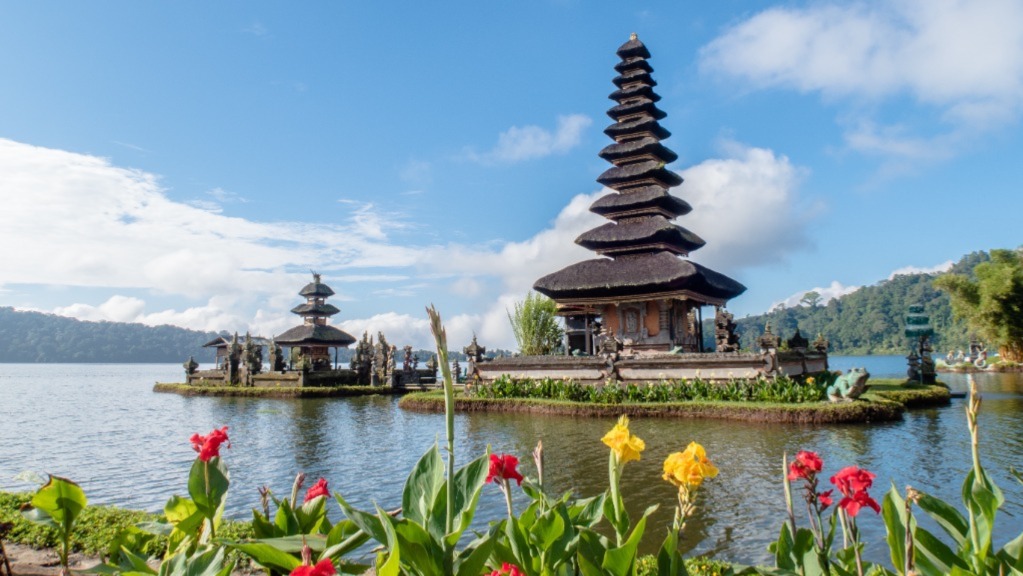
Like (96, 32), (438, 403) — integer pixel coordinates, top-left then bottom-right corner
(275, 273), (356, 370)
(534, 33), (746, 355)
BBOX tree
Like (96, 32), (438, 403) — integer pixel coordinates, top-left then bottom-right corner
(507, 292), (563, 356)
(934, 248), (1023, 362)
(800, 291), (822, 308)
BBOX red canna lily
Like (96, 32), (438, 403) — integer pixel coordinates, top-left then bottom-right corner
(788, 450), (823, 481)
(189, 426), (230, 462)
(290, 559), (335, 576)
(489, 563), (525, 576)
(487, 454), (524, 486)
(830, 466), (876, 496)
(817, 489), (834, 509)
(838, 489), (880, 517)
(304, 478), (330, 503)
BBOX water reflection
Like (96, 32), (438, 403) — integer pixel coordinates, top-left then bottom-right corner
(0, 361), (1021, 567)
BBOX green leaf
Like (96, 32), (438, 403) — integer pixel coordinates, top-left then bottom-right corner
(657, 528), (689, 576)
(602, 511), (649, 576)
(334, 493), (387, 546)
(569, 493), (606, 528)
(24, 475), (87, 535)
(187, 458), (230, 521)
(221, 541), (301, 573)
(530, 508), (566, 551)
(165, 496), (203, 535)
(381, 507), (445, 576)
(320, 520), (369, 561)
(881, 486), (907, 573)
(402, 444), (445, 527)
(273, 499), (301, 536)
(442, 454), (489, 547)
(453, 536), (496, 576)
(914, 527), (969, 576)
(916, 491), (968, 547)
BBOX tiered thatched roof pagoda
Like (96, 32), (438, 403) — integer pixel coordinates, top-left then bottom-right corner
(275, 273), (356, 370)
(534, 34), (746, 354)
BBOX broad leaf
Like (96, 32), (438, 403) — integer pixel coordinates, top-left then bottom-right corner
(187, 458), (230, 521)
(221, 541), (301, 573)
(24, 475), (87, 535)
(402, 444), (445, 527)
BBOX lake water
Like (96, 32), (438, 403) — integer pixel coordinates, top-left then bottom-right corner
(1, 357), (1021, 568)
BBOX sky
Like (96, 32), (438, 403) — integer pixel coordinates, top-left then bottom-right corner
(1, 1), (1021, 351)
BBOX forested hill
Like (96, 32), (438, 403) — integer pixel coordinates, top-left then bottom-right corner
(732, 251), (990, 355)
(0, 307), (220, 363)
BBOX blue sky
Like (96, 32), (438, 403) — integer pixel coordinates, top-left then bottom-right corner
(1, 1), (1021, 350)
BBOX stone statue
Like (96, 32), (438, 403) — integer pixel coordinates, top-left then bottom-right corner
(714, 308), (740, 353)
(243, 333), (262, 375)
(920, 337), (936, 383)
(906, 349), (921, 380)
(227, 333), (242, 385)
(452, 358), (461, 383)
(786, 329), (808, 351)
(463, 335), (486, 377)
(402, 345), (414, 374)
(387, 344), (397, 385)
(351, 332), (373, 384)
(812, 333), (830, 354)
(425, 354), (437, 376)
(269, 339), (285, 372)
(758, 323), (781, 352)
(827, 368), (870, 402)
(183, 355), (198, 377)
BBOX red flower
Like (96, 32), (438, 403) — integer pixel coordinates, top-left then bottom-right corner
(290, 559), (335, 576)
(830, 466), (879, 517)
(304, 478), (330, 503)
(787, 450), (823, 481)
(838, 489), (880, 517)
(830, 466), (875, 496)
(189, 426), (230, 462)
(489, 563), (525, 576)
(487, 454), (524, 486)
(817, 489), (834, 509)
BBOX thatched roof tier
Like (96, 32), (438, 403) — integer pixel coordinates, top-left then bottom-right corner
(589, 187), (692, 219)
(275, 324), (356, 347)
(604, 116), (670, 140)
(608, 83), (660, 103)
(616, 34), (651, 59)
(598, 136), (678, 164)
(290, 302), (340, 316)
(597, 160), (683, 189)
(534, 252), (746, 303)
(607, 98), (666, 121)
(299, 278), (335, 297)
(615, 57), (652, 74)
(576, 216), (704, 256)
(612, 69), (656, 88)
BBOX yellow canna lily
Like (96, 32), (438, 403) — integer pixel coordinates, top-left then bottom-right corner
(601, 415), (645, 464)
(662, 441), (718, 488)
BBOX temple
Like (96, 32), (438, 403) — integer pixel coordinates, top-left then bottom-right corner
(275, 273), (356, 370)
(534, 33), (746, 355)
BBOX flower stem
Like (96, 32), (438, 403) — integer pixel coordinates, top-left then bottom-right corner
(502, 481), (515, 520)
(608, 455), (624, 546)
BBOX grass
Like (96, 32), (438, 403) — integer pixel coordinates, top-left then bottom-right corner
(399, 379), (951, 424)
(153, 383), (418, 398)
(0, 491), (253, 557)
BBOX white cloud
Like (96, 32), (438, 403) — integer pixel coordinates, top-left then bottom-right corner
(701, 0), (1023, 158)
(469, 114), (592, 163)
(773, 281), (862, 309)
(888, 260), (954, 279)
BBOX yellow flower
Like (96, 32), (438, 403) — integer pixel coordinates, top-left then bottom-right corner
(601, 415), (645, 464)
(806, 376), (815, 385)
(662, 441), (719, 488)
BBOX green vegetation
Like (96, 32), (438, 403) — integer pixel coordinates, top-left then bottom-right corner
(472, 374), (827, 403)
(507, 291), (563, 356)
(153, 383), (410, 397)
(734, 251), (990, 355)
(0, 491), (252, 557)
(935, 247), (1023, 362)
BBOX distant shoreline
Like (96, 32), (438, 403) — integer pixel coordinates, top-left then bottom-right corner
(153, 382), (423, 398)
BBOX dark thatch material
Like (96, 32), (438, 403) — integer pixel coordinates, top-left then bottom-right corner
(597, 161), (683, 188)
(576, 216), (705, 255)
(275, 324), (356, 346)
(608, 84), (660, 102)
(589, 187), (692, 218)
(615, 57), (652, 74)
(603, 117), (670, 140)
(607, 99), (666, 121)
(299, 280), (335, 297)
(598, 137), (678, 163)
(616, 36), (651, 59)
(290, 302), (341, 316)
(534, 252), (746, 301)
(612, 69), (656, 88)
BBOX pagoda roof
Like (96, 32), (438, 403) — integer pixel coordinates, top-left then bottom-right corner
(275, 324), (356, 347)
(576, 216), (705, 256)
(607, 98), (666, 121)
(598, 137), (678, 163)
(299, 278), (335, 297)
(604, 116), (670, 140)
(615, 57), (652, 74)
(290, 302), (341, 316)
(202, 335), (272, 348)
(597, 160), (683, 189)
(609, 83), (660, 102)
(616, 35), (651, 59)
(612, 69), (656, 88)
(534, 251), (746, 303)
(589, 187), (692, 219)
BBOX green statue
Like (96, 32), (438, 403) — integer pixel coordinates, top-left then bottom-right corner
(826, 368), (870, 402)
